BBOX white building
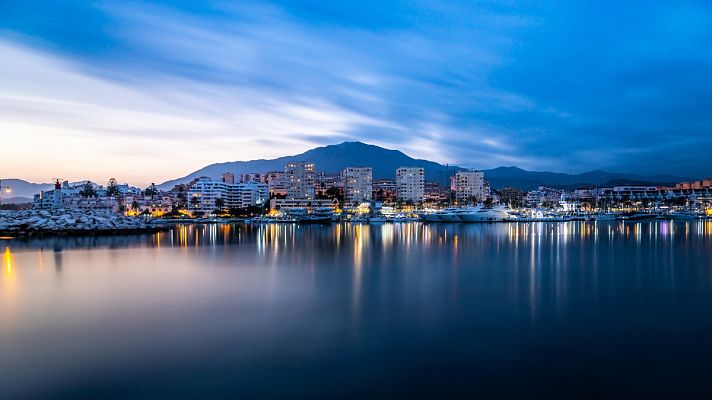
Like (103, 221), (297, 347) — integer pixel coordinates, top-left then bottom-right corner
(265, 171), (286, 196)
(341, 167), (372, 205)
(188, 177), (268, 214)
(525, 186), (564, 206)
(454, 171), (489, 204)
(123, 193), (175, 216)
(396, 167), (424, 203)
(187, 177), (226, 214)
(285, 162), (316, 200)
(33, 180), (136, 212)
(226, 183), (269, 209)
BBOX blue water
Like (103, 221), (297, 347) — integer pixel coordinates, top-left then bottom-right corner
(2, 221), (712, 399)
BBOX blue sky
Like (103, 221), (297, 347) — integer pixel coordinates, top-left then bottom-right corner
(1, 0), (711, 185)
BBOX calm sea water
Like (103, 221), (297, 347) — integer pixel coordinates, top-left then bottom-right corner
(2, 221), (712, 399)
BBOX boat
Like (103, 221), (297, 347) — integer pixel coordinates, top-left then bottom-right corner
(660, 212), (696, 220)
(300, 207), (334, 224)
(348, 214), (369, 223)
(458, 206), (516, 222)
(421, 212), (442, 222)
(368, 216), (388, 224)
(595, 213), (619, 221)
(436, 207), (462, 222)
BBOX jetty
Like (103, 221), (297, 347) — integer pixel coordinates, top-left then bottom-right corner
(0, 209), (168, 237)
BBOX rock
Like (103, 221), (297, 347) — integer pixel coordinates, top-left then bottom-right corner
(0, 208), (159, 236)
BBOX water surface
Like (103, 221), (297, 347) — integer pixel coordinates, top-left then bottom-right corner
(2, 221), (712, 398)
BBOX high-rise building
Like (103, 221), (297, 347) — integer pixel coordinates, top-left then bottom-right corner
(396, 167), (424, 202)
(240, 173), (265, 184)
(454, 171), (488, 204)
(221, 172), (235, 184)
(341, 167), (372, 205)
(285, 162), (316, 200)
(265, 171), (286, 196)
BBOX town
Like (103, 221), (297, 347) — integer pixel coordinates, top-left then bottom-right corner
(23, 162), (712, 223)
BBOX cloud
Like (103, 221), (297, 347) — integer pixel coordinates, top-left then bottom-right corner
(1, 0), (711, 185)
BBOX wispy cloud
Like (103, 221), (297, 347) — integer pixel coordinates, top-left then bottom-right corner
(1, 0), (711, 185)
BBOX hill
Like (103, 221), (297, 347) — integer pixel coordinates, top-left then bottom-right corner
(157, 142), (689, 191)
(157, 141), (459, 189)
(0, 179), (54, 199)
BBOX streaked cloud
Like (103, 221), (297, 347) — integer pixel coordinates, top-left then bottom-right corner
(0, 0), (711, 185)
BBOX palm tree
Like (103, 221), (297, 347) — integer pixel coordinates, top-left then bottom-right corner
(131, 200), (140, 215)
(215, 198), (225, 214)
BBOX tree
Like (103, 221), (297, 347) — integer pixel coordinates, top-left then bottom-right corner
(215, 198), (225, 214)
(131, 200), (140, 214)
(79, 183), (96, 198)
(190, 196), (200, 209)
(106, 178), (120, 197)
(144, 183), (158, 198)
(483, 197), (494, 208)
(325, 187), (344, 204)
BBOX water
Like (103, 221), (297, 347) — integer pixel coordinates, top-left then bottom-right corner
(2, 221), (712, 399)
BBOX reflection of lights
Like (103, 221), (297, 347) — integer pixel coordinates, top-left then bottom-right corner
(3, 247), (12, 275)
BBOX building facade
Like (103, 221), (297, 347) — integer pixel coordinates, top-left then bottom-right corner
(341, 167), (372, 205)
(396, 167), (424, 203)
(187, 177), (268, 214)
(264, 171), (286, 196)
(285, 162), (316, 200)
(454, 171), (488, 204)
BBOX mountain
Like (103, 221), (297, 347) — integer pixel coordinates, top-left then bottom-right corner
(157, 141), (691, 191)
(0, 179), (54, 199)
(157, 141), (460, 189)
(1, 196), (33, 204)
(483, 167), (687, 190)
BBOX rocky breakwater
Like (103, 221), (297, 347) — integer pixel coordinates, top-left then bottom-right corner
(0, 209), (168, 237)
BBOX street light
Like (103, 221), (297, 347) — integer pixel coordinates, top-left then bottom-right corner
(0, 179), (12, 206)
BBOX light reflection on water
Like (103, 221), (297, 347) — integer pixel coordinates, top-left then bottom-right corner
(1, 220), (712, 398)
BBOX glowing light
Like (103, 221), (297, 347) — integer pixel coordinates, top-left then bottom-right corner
(3, 247), (13, 275)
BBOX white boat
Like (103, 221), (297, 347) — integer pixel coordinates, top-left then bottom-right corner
(421, 212), (442, 222)
(459, 206), (516, 222)
(595, 213), (619, 221)
(368, 216), (388, 224)
(438, 208), (464, 222)
(664, 212), (696, 220)
(349, 215), (369, 223)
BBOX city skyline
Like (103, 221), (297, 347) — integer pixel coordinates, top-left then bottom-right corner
(2, 1), (711, 185)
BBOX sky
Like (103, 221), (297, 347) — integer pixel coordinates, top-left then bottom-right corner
(1, 0), (711, 187)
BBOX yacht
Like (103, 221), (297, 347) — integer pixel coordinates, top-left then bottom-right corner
(459, 206), (516, 222)
(595, 212), (619, 221)
(663, 212), (696, 220)
(290, 207), (334, 224)
(439, 208), (465, 222)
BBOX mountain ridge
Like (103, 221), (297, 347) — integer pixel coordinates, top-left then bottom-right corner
(3, 142), (696, 193)
(155, 141), (691, 190)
